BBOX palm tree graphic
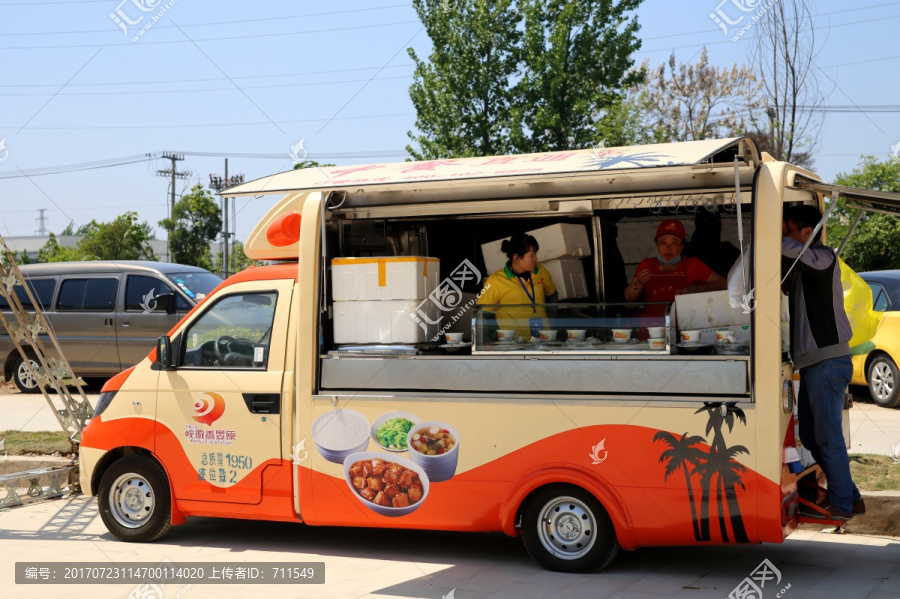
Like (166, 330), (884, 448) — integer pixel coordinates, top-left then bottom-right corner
(654, 431), (706, 540)
(655, 402), (750, 543)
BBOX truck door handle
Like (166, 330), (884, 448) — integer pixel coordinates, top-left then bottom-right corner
(242, 393), (280, 414)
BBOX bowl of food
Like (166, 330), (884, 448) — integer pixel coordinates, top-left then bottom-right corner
(539, 330), (557, 341)
(680, 329), (701, 343)
(344, 452), (429, 517)
(648, 338), (666, 350)
(312, 409), (370, 464)
(647, 326), (666, 339)
(371, 411), (420, 452)
(567, 329), (586, 342)
(407, 421), (459, 483)
(611, 328), (632, 342)
(445, 332), (463, 344)
(496, 329), (516, 342)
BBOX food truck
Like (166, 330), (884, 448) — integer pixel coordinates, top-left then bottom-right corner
(79, 138), (900, 572)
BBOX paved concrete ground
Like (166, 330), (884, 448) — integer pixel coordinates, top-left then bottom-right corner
(0, 495), (899, 599)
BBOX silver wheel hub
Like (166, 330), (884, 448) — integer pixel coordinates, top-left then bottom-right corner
(18, 360), (38, 389)
(872, 362), (894, 400)
(108, 473), (155, 529)
(537, 496), (597, 560)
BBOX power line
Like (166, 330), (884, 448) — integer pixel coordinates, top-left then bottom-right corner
(0, 4), (410, 35)
(0, 149), (409, 179)
(0, 74), (410, 98)
(0, 19), (421, 50)
(0, 112), (415, 131)
(0, 64), (414, 89)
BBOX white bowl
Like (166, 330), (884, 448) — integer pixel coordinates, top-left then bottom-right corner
(539, 329), (557, 341)
(648, 338), (666, 350)
(647, 326), (666, 339)
(343, 451), (429, 517)
(312, 409), (370, 464)
(567, 329), (586, 342)
(496, 329), (516, 342)
(370, 411), (421, 452)
(407, 421), (460, 483)
(445, 332), (464, 344)
(611, 328), (632, 342)
(680, 329), (701, 343)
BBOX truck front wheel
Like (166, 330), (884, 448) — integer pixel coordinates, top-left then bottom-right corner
(98, 455), (173, 542)
(520, 484), (619, 573)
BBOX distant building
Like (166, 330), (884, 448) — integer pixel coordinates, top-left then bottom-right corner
(2, 235), (171, 263)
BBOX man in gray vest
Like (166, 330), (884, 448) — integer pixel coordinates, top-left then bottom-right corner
(783, 204), (864, 520)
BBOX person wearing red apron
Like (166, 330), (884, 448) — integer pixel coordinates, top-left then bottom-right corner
(624, 219), (727, 320)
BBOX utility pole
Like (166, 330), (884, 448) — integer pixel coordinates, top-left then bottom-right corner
(35, 209), (48, 235)
(154, 152), (191, 262)
(209, 160), (244, 278)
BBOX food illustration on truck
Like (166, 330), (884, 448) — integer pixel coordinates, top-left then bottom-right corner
(312, 409), (459, 515)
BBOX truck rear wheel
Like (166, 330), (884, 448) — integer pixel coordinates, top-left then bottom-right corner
(520, 484), (619, 573)
(98, 455), (173, 542)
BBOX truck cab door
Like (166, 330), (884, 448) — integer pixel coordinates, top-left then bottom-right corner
(155, 279), (293, 504)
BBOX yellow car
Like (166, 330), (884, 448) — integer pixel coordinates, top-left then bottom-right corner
(851, 270), (900, 408)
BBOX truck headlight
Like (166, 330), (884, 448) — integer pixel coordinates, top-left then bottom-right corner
(93, 390), (117, 417)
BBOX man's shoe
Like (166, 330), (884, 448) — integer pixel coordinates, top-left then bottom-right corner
(853, 498), (866, 514)
(800, 502), (853, 521)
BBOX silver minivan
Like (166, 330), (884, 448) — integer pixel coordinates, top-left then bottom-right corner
(0, 261), (222, 392)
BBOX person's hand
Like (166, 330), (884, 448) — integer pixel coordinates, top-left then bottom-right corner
(634, 268), (652, 286)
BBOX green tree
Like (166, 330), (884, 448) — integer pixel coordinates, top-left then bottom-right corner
(59, 221), (93, 236)
(213, 240), (259, 275)
(77, 212), (156, 261)
(159, 184), (222, 270)
(407, 0), (522, 159)
(511, 0), (644, 153)
(293, 160), (336, 170)
(407, 0), (645, 158)
(37, 233), (83, 262)
(2, 249), (31, 267)
(632, 47), (763, 143)
(826, 156), (900, 272)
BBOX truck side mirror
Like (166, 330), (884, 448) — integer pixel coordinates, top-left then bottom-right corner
(156, 336), (174, 368)
(155, 293), (176, 314)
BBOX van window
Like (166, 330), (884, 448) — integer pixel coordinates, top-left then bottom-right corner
(125, 275), (184, 312)
(180, 292), (277, 369)
(57, 278), (118, 312)
(0, 279), (55, 310)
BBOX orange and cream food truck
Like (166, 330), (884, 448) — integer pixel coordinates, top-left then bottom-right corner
(79, 138), (900, 572)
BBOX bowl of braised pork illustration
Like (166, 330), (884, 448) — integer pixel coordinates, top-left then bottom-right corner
(344, 451), (429, 517)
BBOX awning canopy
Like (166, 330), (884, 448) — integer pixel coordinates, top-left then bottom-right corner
(223, 137), (758, 200)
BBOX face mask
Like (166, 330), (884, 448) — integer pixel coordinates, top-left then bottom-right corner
(657, 254), (682, 265)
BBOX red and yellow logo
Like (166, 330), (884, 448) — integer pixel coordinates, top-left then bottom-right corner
(192, 392), (225, 426)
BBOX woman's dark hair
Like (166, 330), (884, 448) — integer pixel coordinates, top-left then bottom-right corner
(501, 233), (539, 259)
(785, 204), (824, 242)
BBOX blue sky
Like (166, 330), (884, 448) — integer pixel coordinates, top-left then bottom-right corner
(0, 0), (897, 246)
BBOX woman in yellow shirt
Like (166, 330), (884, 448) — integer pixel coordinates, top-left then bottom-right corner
(477, 233), (557, 339)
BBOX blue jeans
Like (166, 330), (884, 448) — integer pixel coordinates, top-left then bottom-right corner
(798, 355), (861, 513)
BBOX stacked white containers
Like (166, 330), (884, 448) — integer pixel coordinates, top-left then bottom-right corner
(480, 223), (592, 300)
(331, 257), (441, 344)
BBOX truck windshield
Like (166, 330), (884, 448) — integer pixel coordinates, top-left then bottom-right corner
(165, 271), (222, 303)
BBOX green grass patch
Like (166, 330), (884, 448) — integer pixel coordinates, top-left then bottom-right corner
(0, 430), (73, 455)
(850, 454), (900, 491)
